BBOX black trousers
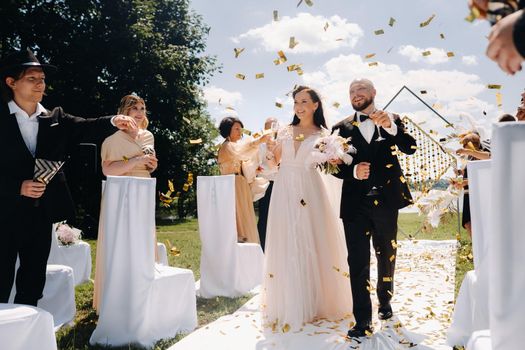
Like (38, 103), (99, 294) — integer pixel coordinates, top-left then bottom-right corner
(0, 204), (53, 306)
(343, 196), (398, 324)
(256, 181), (273, 252)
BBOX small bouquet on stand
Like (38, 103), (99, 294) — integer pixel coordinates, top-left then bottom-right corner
(311, 129), (356, 174)
(55, 222), (82, 246)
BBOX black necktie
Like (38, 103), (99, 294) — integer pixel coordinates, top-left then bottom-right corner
(359, 114), (369, 122)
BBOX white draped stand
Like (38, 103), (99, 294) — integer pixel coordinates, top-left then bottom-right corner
(0, 304), (57, 350)
(447, 160), (491, 347)
(48, 225), (92, 286)
(90, 176), (197, 348)
(10, 262), (76, 329)
(196, 175), (264, 298)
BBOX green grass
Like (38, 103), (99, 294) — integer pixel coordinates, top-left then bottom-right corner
(56, 213), (473, 349)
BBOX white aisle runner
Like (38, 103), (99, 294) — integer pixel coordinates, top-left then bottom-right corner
(170, 240), (456, 350)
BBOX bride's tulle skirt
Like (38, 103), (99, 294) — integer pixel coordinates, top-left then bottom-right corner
(261, 163), (353, 330)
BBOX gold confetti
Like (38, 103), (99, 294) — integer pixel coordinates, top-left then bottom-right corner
(300, 199), (307, 206)
(295, 134), (305, 141)
(277, 50), (287, 63)
(255, 73), (265, 79)
(391, 240), (398, 249)
(368, 62), (378, 67)
(389, 17), (396, 27)
(234, 48), (245, 58)
(440, 33), (445, 39)
(168, 179), (175, 192)
(182, 183), (190, 191)
(282, 324), (291, 333)
(365, 330), (373, 336)
(287, 64), (302, 72)
(275, 102), (283, 108)
(496, 92), (503, 107)
(400, 176), (406, 183)
(273, 10), (279, 21)
(333, 102), (340, 108)
(420, 14), (436, 27)
(189, 138), (202, 144)
(333, 266), (341, 272)
(410, 145), (418, 150)
(488, 84), (502, 89)
(374, 199), (379, 206)
(235, 73), (245, 80)
(365, 231), (370, 236)
(242, 128), (252, 135)
(422, 51), (431, 57)
(420, 90), (427, 94)
(365, 53), (376, 59)
(269, 273), (274, 278)
(383, 277), (392, 282)
(122, 155), (129, 162)
(465, 7), (482, 22)
(389, 255), (395, 262)
(386, 164), (393, 168)
(324, 22), (329, 31)
(182, 116), (191, 124)
(447, 51), (455, 57)
(289, 36), (299, 49)
(225, 106), (236, 111)
(305, 0), (313, 6)
(374, 29), (384, 35)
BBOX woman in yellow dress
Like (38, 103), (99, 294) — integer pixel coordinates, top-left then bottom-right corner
(217, 116), (270, 244)
(93, 94), (158, 312)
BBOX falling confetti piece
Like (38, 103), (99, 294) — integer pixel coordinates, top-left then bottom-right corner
(305, 0), (313, 6)
(242, 128), (252, 135)
(387, 46), (394, 53)
(365, 53), (376, 59)
(374, 29), (385, 35)
(440, 33), (445, 39)
(269, 273), (274, 278)
(168, 179), (175, 192)
(410, 145), (418, 150)
(447, 51), (455, 57)
(465, 7), (482, 22)
(273, 10), (279, 21)
(420, 14), (436, 27)
(422, 51), (431, 56)
(420, 90), (427, 94)
(182, 116), (191, 124)
(389, 17), (396, 27)
(386, 164), (393, 168)
(296, 134), (305, 141)
(275, 102), (283, 108)
(383, 277), (393, 282)
(368, 62), (378, 67)
(189, 138), (202, 144)
(235, 73), (246, 80)
(324, 22), (329, 31)
(333, 102), (340, 108)
(255, 73), (265, 79)
(289, 36), (299, 49)
(496, 92), (503, 107)
(488, 84), (502, 89)
(282, 324), (291, 333)
(400, 176), (406, 183)
(389, 255), (395, 262)
(277, 50), (287, 62)
(300, 199), (306, 206)
(225, 106), (236, 111)
(374, 199), (379, 206)
(234, 48), (245, 58)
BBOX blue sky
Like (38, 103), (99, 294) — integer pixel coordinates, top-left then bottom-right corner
(190, 0), (522, 141)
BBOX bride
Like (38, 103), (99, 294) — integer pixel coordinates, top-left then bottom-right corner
(261, 86), (353, 331)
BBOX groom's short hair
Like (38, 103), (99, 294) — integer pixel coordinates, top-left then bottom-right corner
(350, 78), (375, 90)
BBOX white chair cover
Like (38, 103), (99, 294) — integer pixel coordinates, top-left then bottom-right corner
(447, 160), (492, 346)
(467, 329), (492, 350)
(90, 176), (197, 348)
(48, 225), (92, 285)
(489, 122), (525, 350)
(196, 175), (264, 298)
(0, 304), (57, 350)
(10, 263), (76, 329)
(156, 242), (169, 266)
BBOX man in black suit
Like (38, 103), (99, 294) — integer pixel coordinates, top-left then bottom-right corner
(332, 79), (416, 337)
(0, 48), (137, 306)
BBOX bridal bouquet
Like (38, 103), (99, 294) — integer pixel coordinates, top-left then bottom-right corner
(55, 222), (82, 246)
(311, 129), (356, 174)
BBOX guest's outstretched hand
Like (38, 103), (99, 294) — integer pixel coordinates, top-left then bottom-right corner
(114, 115), (139, 135)
(487, 10), (525, 75)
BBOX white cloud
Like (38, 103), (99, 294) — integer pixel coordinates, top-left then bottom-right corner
(398, 45), (451, 65)
(462, 55), (478, 66)
(234, 13), (363, 54)
(203, 86), (242, 107)
(299, 54), (494, 133)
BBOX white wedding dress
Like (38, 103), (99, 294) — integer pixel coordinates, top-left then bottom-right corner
(262, 126), (353, 331)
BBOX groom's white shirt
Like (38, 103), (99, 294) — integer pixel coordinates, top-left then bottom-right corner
(352, 112), (398, 179)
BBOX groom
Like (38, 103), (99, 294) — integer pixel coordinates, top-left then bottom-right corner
(332, 79), (416, 337)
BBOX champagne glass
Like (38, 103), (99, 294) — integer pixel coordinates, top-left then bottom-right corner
(371, 110), (386, 142)
(270, 121), (280, 141)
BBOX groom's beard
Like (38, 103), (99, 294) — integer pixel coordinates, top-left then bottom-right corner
(352, 97), (374, 112)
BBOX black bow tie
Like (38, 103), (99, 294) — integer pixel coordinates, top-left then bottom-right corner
(358, 114), (369, 122)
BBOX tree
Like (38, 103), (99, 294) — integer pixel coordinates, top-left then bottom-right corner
(0, 0), (220, 225)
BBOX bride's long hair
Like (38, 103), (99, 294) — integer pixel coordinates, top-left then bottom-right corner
(290, 86), (327, 129)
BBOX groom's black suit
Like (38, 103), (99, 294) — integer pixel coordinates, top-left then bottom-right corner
(333, 113), (416, 325)
(0, 102), (116, 305)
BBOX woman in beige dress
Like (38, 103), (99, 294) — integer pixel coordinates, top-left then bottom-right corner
(93, 94), (158, 312)
(217, 116), (269, 244)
